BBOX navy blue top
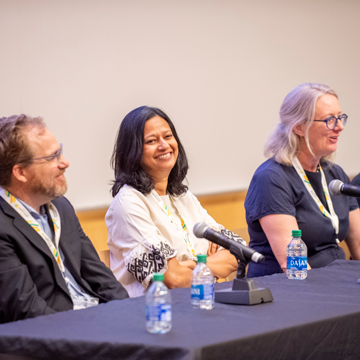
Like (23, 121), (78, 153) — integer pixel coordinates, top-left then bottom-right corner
(351, 173), (360, 207)
(245, 158), (358, 278)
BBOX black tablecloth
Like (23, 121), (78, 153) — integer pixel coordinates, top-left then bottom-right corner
(0, 260), (360, 360)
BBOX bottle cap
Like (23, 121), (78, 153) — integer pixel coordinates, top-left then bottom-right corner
(153, 273), (164, 282)
(292, 230), (302, 237)
(197, 254), (207, 263)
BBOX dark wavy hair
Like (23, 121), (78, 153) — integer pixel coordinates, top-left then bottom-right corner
(111, 106), (189, 197)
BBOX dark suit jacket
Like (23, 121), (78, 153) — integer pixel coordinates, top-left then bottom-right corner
(0, 196), (128, 324)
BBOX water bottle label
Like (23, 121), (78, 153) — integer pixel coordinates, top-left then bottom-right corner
(146, 304), (171, 322)
(287, 256), (307, 270)
(191, 284), (214, 301)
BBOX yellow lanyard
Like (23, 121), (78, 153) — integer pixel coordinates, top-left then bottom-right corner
(150, 190), (197, 260)
(292, 158), (339, 243)
(0, 188), (65, 271)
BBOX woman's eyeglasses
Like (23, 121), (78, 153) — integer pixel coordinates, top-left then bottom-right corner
(313, 114), (347, 130)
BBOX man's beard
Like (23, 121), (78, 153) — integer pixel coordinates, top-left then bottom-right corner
(30, 172), (68, 200)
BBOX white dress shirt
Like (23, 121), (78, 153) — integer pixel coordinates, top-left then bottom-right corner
(106, 185), (224, 297)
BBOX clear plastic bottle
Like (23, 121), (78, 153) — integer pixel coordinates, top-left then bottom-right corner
(146, 273), (171, 334)
(191, 254), (214, 310)
(286, 229), (307, 280)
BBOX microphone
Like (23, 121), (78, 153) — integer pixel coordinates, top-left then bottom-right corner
(329, 180), (360, 198)
(193, 222), (265, 264)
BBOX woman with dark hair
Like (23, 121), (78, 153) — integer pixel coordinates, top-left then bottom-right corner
(106, 106), (240, 297)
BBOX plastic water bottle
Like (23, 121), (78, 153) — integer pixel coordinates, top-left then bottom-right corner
(191, 254), (214, 309)
(286, 230), (307, 280)
(146, 273), (171, 334)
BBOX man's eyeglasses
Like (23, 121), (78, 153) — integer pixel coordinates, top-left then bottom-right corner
(32, 144), (63, 164)
(313, 114), (348, 130)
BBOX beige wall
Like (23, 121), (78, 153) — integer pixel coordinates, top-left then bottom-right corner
(1, 0), (360, 211)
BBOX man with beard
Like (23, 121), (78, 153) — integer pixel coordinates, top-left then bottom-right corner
(0, 115), (128, 324)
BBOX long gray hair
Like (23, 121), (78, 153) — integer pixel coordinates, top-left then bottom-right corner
(265, 83), (337, 165)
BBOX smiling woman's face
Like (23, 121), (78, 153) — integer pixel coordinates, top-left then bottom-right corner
(140, 116), (179, 180)
(307, 94), (344, 159)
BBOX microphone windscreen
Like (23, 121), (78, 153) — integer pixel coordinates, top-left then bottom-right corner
(329, 179), (343, 196)
(193, 222), (208, 238)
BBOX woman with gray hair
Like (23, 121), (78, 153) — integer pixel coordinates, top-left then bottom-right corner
(245, 83), (360, 277)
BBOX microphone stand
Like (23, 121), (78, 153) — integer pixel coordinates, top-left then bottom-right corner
(214, 243), (273, 305)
